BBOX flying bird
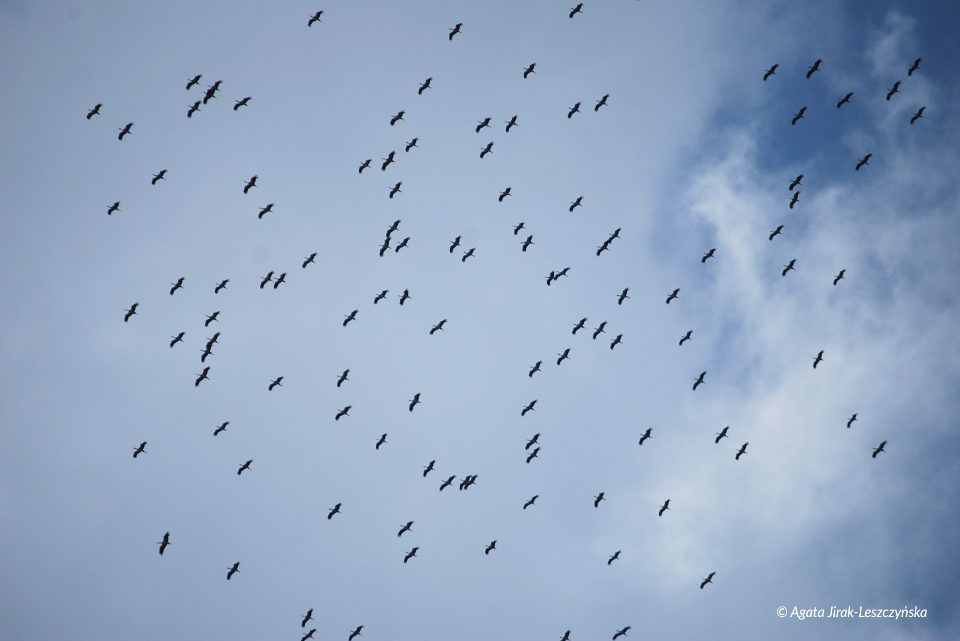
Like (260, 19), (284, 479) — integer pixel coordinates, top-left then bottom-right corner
(505, 115), (518, 132)
(379, 239), (390, 257)
(389, 182), (402, 198)
(569, 3), (583, 18)
(523, 63), (536, 78)
(592, 321), (607, 340)
(237, 460), (252, 475)
(789, 174), (803, 191)
(186, 74), (201, 90)
(833, 269), (845, 285)
(886, 80), (901, 101)
(302, 631), (316, 641)
(872, 441), (887, 458)
(327, 503), (342, 520)
(423, 460), (435, 477)
(335, 405), (351, 421)
(123, 303), (138, 322)
(107, 201), (121, 216)
(398, 521), (413, 537)
(610, 334), (623, 350)
(693, 371), (706, 391)
(394, 236), (410, 253)
(302, 609), (313, 628)
(349, 625), (363, 641)
(429, 320), (447, 336)
(521, 235), (534, 252)
(408, 392), (421, 411)
(567, 102), (581, 118)
(679, 330), (692, 346)
(700, 571), (716, 589)
(399, 289), (411, 305)
(701, 248), (715, 262)
(169, 277), (184, 296)
(855, 153), (871, 170)
(715, 426), (729, 443)
(521, 400), (537, 416)
(666, 288), (680, 304)
(561, 631), (571, 641)
(481, 142), (494, 158)
(439, 475), (455, 491)
(789, 191), (800, 209)
(556, 348), (571, 365)
(594, 492), (605, 508)
(526, 447), (540, 464)
(569, 196), (583, 212)
(243, 175), (257, 193)
(572, 318), (587, 335)
(791, 106), (807, 125)
(735, 443), (748, 460)
(763, 63), (778, 80)
(806, 58), (822, 78)
(133, 441), (147, 458)
(476, 117), (491, 132)
(782, 259), (796, 276)
(375, 433), (387, 450)
(528, 361), (542, 378)
(612, 627), (631, 640)
(381, 151), (395, 170)
(449, 236), (462, 253)
(608, 550), (621, 565)
(525, 433), (540, 450)
(910, 106), (925, 124)
(523, 495), (538, 509)
(403, 547), (418, 563)
(847, 413), (858, 428)
(638, 428), (652, 445)
(485, 540), (497, 555)
(595, 93), (609, 110)
(405, 138), (417, 152)
(204, 311), (219, 327)
(418, 77), (432, 94)
(836, 92), (853, 108)
(618, 288), (630, 305)
(374, 289), (390, 304)
(659, 499), (671, 516)
(268, 376), (283, 391)
(187, 101), (201, 118)
(390, 110), (405, 126)
(302, 252), (317, 268)
(233, 97), (250, 111)
(308, 10), (323, 26)
(386, 219), (401, 236)
(213, 421), (228, 436)
(343, 310), (358, 327)
(769, 225), (783, 240)
(151, 169), (167, 185)
(499, 186), (511, 201)
(118, 122), (133, 140)
(449, 23), (462, 40)
(908, 57), (921, 76)
(462, 248), (475, 262)
(258, 203), (274, 219)
(170, 332), (185, 348)
(158, 532), (171, 555)
(86, 103), (102, 119)
(813, 350), (824, 369)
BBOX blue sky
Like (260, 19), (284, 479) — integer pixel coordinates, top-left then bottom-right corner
(2, 1), (959, 640)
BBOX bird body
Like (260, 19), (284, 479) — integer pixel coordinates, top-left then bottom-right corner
(408, 392), (420, 411)
(227, 561), (240, 580)
(526, 447), (540, 464)
(521, 400), (537, 416)
(523, 63), (536, 78)
(659, 499), (670, 516)
(118, 122), (133, 140)
(87, 103), (102, 119)
(789, 191), (799, 209)
(214, 279), (228, 293)
(133, 441), (147, 458)
(847, 413), (858, 428)
(521, 235), (534, 252)
(782, 259), (796, 276)
(573, 318), (587, 335)
(505, 115), (518, 132)
(170, 332), (185, 348)
(569, 196), (583, 212)
(806, 58), (822, 78)
(567, 102), (581, 118)
(376, 433), (387, 450)
(792, 106), (807, 125)
(910, 107), (925, 124)
(595, 93), (610, 110)
(399, 289), (411, 305)
(528, 361), (542, 377)
(908, 58), (921, 76)
(886, 80), (900, 101)
(638, 428), (652, 445)
(525, 433), (540, 450)
(186, 74), (201, 90)
(169, 277), (184, 296)
(837, 92), (853, 108)
(423, 460), (435, 477)
(679, 330), (692, 346)
(439, 475), (455, 491)
(268, 376), (283, 391)
(856, 153), (871, 171)
(335, 405), (351, 421)
(523, 495), (538, 509)
(613, 626), (631, 640)
(666, 288), (679, 304)
(195, 366), (210, 387)
(403, 547), (418, 563)
(449, 23), (462, 40)
(187, 101), (201, 118)
(327, 503), (342, 520)
(233, 97), (251, 110)
(702, 248), (715, 262)
(349, 625), (363, 641)
(693, 371), (706, 391)
(498, 186), (511, 201)
(769, 225), (783, 240)
(569, 3), (583, 18)
(152, 169), (167, 185)
(398, 521), (413, 537)
(608, 550), (621, 565)
(389, 182), (402, 198)
(243, 175), (257, 193)
(418, 77), (432, 94)
(343, 310), (358, 326)
(618, 288), (629, 305)
(833, 269), (845, 285)
(481, 142), (494, 158)
(476, 117), (491, 132)
(258, 203), (274, 219)
(813, 350), (824, 369)
(213, 421), (228, 436)
(462, 248), (475, 262)
(700, 571), (716, 589)
(107, 201), (121, 216)
(390, 110), (405, 126)
(556, 348), (570, 365)
(158, 531), (171, 555)
(872, 440), (887, 458)
(308, 10), (323, 26)
(763, 63), (778, 80)
(485, 540), (497, 555)
(715, 426), (729, 443)
(610, 334), (623, 350)
(302, 609), (313, 628)
(736, 443), (748, 460)
(594, 492), (605, 508)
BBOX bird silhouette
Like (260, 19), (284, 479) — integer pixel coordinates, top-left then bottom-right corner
(86, 103), (102, 119)
(782, 259), (796, 276)
(592, 321), (607, 339)
(158, 532), (171, 555)
(186, 74), (201, 90)
(301, 609), (313, 628)
(394, 236), (410, 253)
(569, 3), (583, 18)
(910, 106), (925, 124)
(833, 269), (845, 285)
(237, 460), (252, 476)
(375, 433), (387, 450)
(195, 367), (210, 387)
(379, 239), (390, 257)
(693, 371), (706, 391)
(327, 503), (342, 520)
(485, 540), (497, 555)
(715, 426), (729, 444)
(735, 442), (748, 460)
(701, 248), (715, 263)
(399, 289), (411, 305)
(523, 63), (536, 78)
(679, 330), (693, 346)
(213, 421), (228, 436)
(403, 547), (418, 563)
(638, 428), (652, 445)
(268, 376), (283, 391)
(769, 225), (784, 240)
(381, 150), (395, 170)
(308, 10), (323, 26)
(855, 153), (871, 171)
(608, 550), (621, 565)
(439, 475), (455, 491)
(301, 630), (316, 641)
(618, 288), (630, 305)
(133, 441), (147, 458)
(806, 58), (822, 78)
(791, 106), (807, 125)
(335, 406), (351, 421)
(233, 97), (251, 111)
(569, 196), (583, 212)
(521, 400), (537, 416)
(612, 626), (631, 640)
(521, 235), (534, 252)
(461, 248), (475, 262)
(572, 318), (587, 335)
(243, 175), (257, 193)
(813, 350), (824, 369)
(449, 236), (462, 253)
(595, 93), (610, 111)
(390, 110), (405, 126)
(872, 440), (887, 458)
(187, 101), (201, 118)
(763, 63), (778, 80)
(349, 625), (363, 641)
(343, 310), (358, 327)
(499, 186), (511, 202)
(837, 92), (853, 108)
(169, 277), (184, 296)
(556, 348), (571, 365)
(526, 447), (540, 464)
(259, 272), (274, 289)
(169, 332), (185, 348)
(408, 392), (421, 411)
(700, 571), (716, 589)
(107, 201), (121, 216)
(528, 361), (542, 378)
(886, 80), (900, 101)
(476, 117), (491, 133)
(610, 334), (623, 350)
(389, 182), (402, 198)
(423, 460), (435, 477)
(449, 23), (462, 40)
(789, 191), (801, 210)
(373, 289), (389, 305)
(567, 102), (581, 118)
(789, 174), (803, 190)
(118, 122), (133, 140)
(405, 138), (418, 152)
(666, 288), (680, 304)
(561, 631), (571, 641)
(151, 169), (167, 185)
(847, 413), (858, 428)
(398, 521), (413, 537)
(505, 115), (518, 132)
(908, 57), (921, 76)
(481, 142), (494, 158)
(523, 495), (538, 510)
(594, 492), (605, 508)
(418, 77), (432, 94)
(302, 252), (317, 268)
(659, 499), (671, 516)
(258, 203), (274, 219)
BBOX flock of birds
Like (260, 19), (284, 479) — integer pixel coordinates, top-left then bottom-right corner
(81, 4), (921, 639)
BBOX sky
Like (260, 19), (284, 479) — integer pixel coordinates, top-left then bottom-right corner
(2, 1), (960, 640)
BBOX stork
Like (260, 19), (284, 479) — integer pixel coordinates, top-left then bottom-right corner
(133, 441), (147, 458)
